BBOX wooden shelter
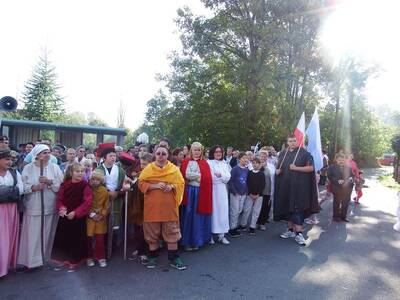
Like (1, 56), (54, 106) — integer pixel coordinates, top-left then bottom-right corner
(0, 118), (126, 148)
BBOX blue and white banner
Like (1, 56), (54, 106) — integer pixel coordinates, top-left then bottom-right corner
(306, 109), (323, 172)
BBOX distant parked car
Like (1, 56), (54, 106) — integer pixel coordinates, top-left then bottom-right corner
(378, 153), (396, 166)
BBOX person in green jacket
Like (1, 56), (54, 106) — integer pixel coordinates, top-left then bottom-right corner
(96, 147), (127, 258)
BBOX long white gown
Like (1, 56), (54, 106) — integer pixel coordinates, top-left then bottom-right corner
(17, 162), (63, 268)
(267, 161), (276, 208)
(207, 159), (231, 234)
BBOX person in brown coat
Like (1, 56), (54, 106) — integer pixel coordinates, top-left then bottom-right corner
(86, 170), (109, 267)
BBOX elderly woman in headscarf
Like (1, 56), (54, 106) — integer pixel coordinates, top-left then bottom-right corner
(180, 142), (213, 251)
(17, 144), (63, 270)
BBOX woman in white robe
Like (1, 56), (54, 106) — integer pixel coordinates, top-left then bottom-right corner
(207, 145), (231, 245)
(17, 145), (63, 269)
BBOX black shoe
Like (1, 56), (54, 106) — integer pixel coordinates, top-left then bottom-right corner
(341, 218), (350, 222)
(229, 229), (242, 238)
(15, 266), (29, 273)
(249, 228), (256, 236)
(237, 225), (247, 231)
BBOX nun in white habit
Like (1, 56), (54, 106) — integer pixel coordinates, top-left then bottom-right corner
(17, 144), (63, 269)
(207, 145), (231, 245)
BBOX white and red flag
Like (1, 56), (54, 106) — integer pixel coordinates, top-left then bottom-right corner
(294, 112), (305, 148)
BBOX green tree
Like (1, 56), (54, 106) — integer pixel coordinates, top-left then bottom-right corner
(139, 0), (389, 164)
(87, 112), (109, 127)
(60, 111), (87, 125)
(22, 50), (65, 121)
(392, 134), (400, 182)
(142, 0), (324, 148)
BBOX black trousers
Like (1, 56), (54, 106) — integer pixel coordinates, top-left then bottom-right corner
(257, 195), (271, 225)
(133, 224), (148, 256)
(332, 188), (352, 219)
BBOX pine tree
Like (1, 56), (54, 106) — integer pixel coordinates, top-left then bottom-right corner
(22, 50), (65, 121)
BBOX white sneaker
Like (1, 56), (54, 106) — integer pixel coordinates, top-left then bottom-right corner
(295, 233), (306, 246)
(209, 237), (215, 245)
(218, 236), (230, 245)
(259, 225), (267, 231)
(305, 218), (319, 225)
(280, 229), (296, 239)
(98, 259), (107, 267)
(86, 259), (95, 267)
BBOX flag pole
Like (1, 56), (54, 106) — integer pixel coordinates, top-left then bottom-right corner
(292, 146), (302, 165)
(278, 148), (289, 170)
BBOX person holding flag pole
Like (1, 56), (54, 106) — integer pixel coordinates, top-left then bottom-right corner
(274, 113), (319, 246)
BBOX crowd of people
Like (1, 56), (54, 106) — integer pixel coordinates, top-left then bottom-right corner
(0, 134), (363, 277)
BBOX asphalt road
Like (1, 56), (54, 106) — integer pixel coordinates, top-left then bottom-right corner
(1, 167), (399, 300)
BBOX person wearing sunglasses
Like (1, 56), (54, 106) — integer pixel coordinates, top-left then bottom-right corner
(138, 145), (186, 270)
(180, 142), (213, 251)
(18, 145), (63, 270)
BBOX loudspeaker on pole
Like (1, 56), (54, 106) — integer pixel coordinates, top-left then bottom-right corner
(0, 96), (18, 112)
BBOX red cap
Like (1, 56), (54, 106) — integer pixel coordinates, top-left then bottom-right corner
(96, 142), (116, 157)
(118, 151), (136, 165)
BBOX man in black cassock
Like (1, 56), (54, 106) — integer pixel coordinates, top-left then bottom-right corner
(274, 135), (319, 245)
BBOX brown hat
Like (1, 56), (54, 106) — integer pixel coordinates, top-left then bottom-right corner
(0, 149), (11, 159)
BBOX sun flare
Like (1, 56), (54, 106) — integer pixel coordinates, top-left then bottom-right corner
(319, 0), (400, 108)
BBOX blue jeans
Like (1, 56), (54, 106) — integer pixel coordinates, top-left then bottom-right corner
(290, 211), (304, 226)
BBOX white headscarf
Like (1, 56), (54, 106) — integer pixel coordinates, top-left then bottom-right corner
(31, 144), (50, 161)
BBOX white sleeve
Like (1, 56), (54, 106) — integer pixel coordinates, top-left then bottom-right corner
(221, 162), (231, 184)
(208, 160), (219, 183)
(22, 165), (35, 194)
(16, 171), (24, 195)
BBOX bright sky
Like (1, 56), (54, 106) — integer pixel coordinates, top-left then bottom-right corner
(320, 0), (400, 111)
(0, 0), (206, 130)
(1, 0), (398, 132)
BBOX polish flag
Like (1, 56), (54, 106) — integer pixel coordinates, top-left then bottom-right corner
(294, 112), (305, 148)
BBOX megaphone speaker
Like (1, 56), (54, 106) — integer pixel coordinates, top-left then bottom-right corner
(0, 96), (18, 112)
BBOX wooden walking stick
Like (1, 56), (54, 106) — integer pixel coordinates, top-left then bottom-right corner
(107, 197), (114, 259)
(123, 191), (128, 260)
(39, 159), (46, 267)
(123, 177), (136, 260)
